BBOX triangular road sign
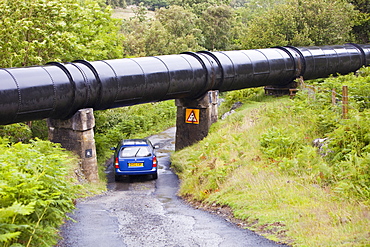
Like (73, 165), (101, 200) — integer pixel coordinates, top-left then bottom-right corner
(187, 111), (197, 123)
(185, 108), (199, 124)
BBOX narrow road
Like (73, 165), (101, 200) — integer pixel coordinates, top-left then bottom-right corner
(57, 127), (286, 247)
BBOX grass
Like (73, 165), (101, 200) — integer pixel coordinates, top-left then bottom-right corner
(209, 168), (370, 246)
(171, 97), (370, 246)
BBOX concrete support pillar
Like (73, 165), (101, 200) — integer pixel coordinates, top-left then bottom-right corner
(175, 91), (218, 150)
(47, 108), (99, 182)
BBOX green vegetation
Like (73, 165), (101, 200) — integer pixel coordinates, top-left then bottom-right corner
(120, 0), (364, 56)
(0, 138), (103, 247)
(0, 0), (123, 68)
(171, 68), (370, 246)
(0, 124), (32, 144)
(350, 0), (370, 43)
(121, 4), (204, 57)
(242, 0), (356, 48)
(107, 0), (127, 8)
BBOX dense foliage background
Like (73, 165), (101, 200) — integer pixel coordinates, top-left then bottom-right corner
(0, 0), (123, 68)
(120, 0), (368, 56)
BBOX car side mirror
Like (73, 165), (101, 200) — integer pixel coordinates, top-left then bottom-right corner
(110, 147), (116, 151)
(154, 144), (160, 149)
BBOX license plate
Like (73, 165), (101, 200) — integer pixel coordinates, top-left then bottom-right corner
(128, 162), (143, 167)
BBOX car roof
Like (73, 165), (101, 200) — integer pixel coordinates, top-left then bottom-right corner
(119, 139), (151, 146)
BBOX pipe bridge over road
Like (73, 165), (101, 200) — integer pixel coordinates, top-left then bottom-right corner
(1, 43), (370, 181)
(1, 43), (370, 125)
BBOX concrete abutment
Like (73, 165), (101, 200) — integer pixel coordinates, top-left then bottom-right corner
(175, 91), (219, 151)
(47, 108), (99, 183)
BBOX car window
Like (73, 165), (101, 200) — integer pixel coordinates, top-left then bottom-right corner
(119, 146), (151, 158)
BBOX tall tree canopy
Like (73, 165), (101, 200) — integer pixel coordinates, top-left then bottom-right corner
(349, 0), (370, 43)
(0, 0), (123, 68)
(106, 0), (127, 8)
(242, 0), (357, 48)
(122, 5), (203, 56)
(199, 5), (236, 50)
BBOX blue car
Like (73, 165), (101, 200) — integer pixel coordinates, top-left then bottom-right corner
(112, 139), (158, 181)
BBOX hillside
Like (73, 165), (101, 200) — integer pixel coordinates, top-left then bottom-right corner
(171, 70), (370, 246)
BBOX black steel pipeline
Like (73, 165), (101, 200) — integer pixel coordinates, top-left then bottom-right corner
(1, 43), (369, 125)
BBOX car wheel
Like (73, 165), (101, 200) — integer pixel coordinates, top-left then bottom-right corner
(152, 172), (158, 180)
(115, 174), (121, 181)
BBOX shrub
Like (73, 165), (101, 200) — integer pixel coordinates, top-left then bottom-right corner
(260, 126), (302, 159)
(0, 138), (81, 246)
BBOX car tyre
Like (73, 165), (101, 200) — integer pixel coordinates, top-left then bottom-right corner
(115, 174), (121, 182)
(152, 172), (158, 180)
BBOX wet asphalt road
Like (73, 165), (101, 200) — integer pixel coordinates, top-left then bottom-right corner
(56, 127), (285, 247)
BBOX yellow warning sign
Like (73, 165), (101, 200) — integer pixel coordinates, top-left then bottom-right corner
(185, 108), (199, 124)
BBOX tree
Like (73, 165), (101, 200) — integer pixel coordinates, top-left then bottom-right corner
(156, 5), (199, 38)
(169, 0), (230, 7)
(349, 0), (370, 43)
(0, 0), (124, 68)
(349, 0), (370, 13)
(199, 5), (236, 50)
(106, 0), (127, 8)
(229, 0), (247, 8)
(122, 5), (204, 56)
(142, 0), (169, 10)
(235, 0), (286, 23)
(241, 0), (357, 49)
(169, 0), (230, 16)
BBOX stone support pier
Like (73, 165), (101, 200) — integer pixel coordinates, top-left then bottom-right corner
(175, 91), (218, 151)
(47, 108), (99, 182)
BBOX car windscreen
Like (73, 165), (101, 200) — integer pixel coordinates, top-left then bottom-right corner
(119, 146), (151, 158)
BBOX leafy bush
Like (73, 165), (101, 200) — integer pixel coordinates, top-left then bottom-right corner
(0, 124), (32, 143)
(0, 138), (81, 246)
(332, 153), (370, 200)
(326, 112), (370, 162)
(260, 126), (303, 159)
(278, 146), (331, 179)
(257, 68), (370, 203)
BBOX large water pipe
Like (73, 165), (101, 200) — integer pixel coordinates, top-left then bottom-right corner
(1, 43), (369, 125)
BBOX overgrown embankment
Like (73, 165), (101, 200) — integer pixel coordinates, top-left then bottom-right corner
(0, 139), (100, 246)
(172, 68), (370, 246)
